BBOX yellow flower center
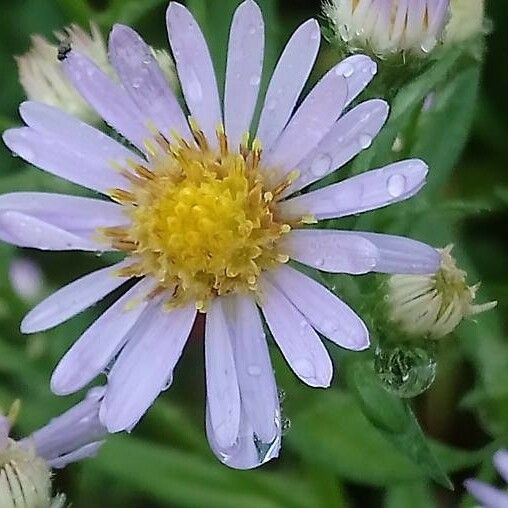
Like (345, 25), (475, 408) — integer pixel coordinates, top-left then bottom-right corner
(103, 124), (299, 310)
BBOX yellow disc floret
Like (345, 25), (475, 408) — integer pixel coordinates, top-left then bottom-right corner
(103, 124), (297, 310)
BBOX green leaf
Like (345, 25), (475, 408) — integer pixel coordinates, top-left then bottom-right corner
(286, 387), (484, 487)
(92, 436), (319, 508)
(385, 483), (436, 508)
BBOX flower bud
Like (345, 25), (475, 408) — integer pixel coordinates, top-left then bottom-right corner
(386, 245), (497, 339)
(16, 23), (178, 124)
(323, 0), (450, 58)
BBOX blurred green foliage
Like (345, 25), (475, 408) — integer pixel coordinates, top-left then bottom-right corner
(1, 1), (507, 507)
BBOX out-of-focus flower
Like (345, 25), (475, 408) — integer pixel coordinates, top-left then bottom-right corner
(387, 245), (497, 339)
(9, 257), (44, 301)
(16, 23), (178, 124)
(323, 0), (450, 58)
(445, 0), (486, 44)
(1, 0), (439, 469)
(0, 389), (106, 507)
(465, 450), (508, 508)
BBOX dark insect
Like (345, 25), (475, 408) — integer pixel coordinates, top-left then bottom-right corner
(57, 33), (72, 61)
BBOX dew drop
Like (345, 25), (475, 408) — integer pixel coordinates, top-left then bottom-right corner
(248, 24), (257, 35)
(281, 417), (292, 435)
(338, 24), (351, 42)
(247, 365), (262, 376)
(358, 133), (372, 149)
(310, 30), (320, 41)
(387, 173), (407, 198)
(249, 75), (261, 86)
(293, 358), (315, 379)
(187, 76), (203, 103)
(374, 343), (437, 398)
(265, 99), (277, 111)
(315, 257), (325, 268)
(310, 153), (332, 177)
(338, 62), (355, 78)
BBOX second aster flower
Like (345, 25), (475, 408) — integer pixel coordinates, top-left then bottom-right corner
(1, 1), (440, 469)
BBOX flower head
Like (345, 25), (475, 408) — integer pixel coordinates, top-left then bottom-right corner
(1, 390), (106, 506)
(16, 23), (177, 124)
(465, 450), (508, 508)
(2, 0), (439, 469)
(387, 245), (497, 339)
(323, 0), (450, 57)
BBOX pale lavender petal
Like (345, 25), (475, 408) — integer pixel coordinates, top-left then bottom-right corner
(281, 99), (389, 197)
(281, 229), (378, 274)
(166, 2), (222, 145)
(0, 417), (10, 449)
(206, 405), (281, 470)
(0, 211), (102, 251)
(279, 159), (427, 221)
(224, 295), (278, 442)
(19, 101), (143, 166)
(494, 450), (508, 483)
(101, 300), (196, 432)
(263, 69), (347, 178)
(21, 387), (106, 463)
(268, 265), (369, 351)
(464, 479), (508, 508)
(205, 299), (241, 448)
(224, 0), (264, 149)
(0, 193), (127, 251)
(21, 261), (132, 334)
(336, 55), (378, 105)
(51, 278), (153, 395)
(0, 192), (128, 233)
(48, 441), (104, 469)
(9, 257), (43, 300)
(406, 0), (426, 48)
(256, 19), (321, 152)
(260, 276), (333, 387)
(3, 128), (130, 193)
(354, 232), (440, 274)
(63, 51), (150, 151)
(109, 24), (191, 141)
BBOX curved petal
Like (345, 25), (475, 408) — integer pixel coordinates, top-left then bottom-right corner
(166, 2), (222, 145)
(464, 479), (508, 508)
(262, 67), (347, 178)
(21, 260), (132, 334)
(0, 211), (102, 251)
(0, 192), (127, 232)
(0, 193), (127, 251)
(281, 99), (389, 197)
(101, 300), (196, 432)
(3, 128), (130, 193)
(494, 450), (508, 483)
(279, 159), (427, 221)
(224, 0), (264, 149)
(205, 298), (241, 448)
(51, 278), (153, 395)
(268, 265), (369, 351)
(281, 229), (379, 274)
(21, 387), (106, 463)
(354, 232), (440, 274)
(63, 51), (150, 151)
(256, 19), (321, 152)
(19, 101), (143, 166)
(206, 404), (281, 470)
(109, 24), (191, 141)
(48, 441), (104, 469)
(260, 276), (333, 387)
(337, 54), (377, 107)
(224, 294), (278, 442)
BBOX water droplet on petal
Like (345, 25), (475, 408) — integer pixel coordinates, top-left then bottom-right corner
(315, 257), (324, 268)
(310, 153), (332, 177)
(247, 365), (262, 376)
(387, 173), (407, 198)
(248, 24), (257, 35)
(338, 62), (355, 78)
(249, 75), (261, 86)
(266, 99), (277, 111)
(293, 358), (315, 379)
(338, 24), (351, 42)
(187, 75), (203, 103)
(358, 133), (372, 149)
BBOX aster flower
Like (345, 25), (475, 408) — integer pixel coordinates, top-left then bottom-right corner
(1, 1), (439, 469)
(1, 389), (106, 506)
(387, 245), (497, 339)
(16, 23), (177, 124)
(465, 450), (508, 508)
(323, 0), (450, 57)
